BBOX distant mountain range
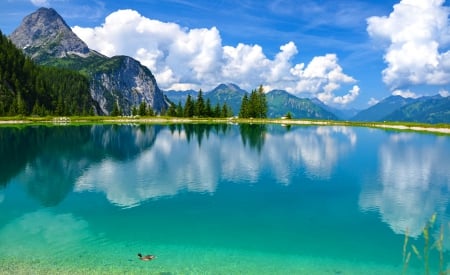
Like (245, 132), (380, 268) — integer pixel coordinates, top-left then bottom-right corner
(3, 7), (450, 123)
(166, 85), (450, 122)
(351, 95), (450, 123)
(383, 95), (450, 124)
(165, 85), (338, 119)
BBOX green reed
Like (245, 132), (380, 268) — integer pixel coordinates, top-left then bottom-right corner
(403, 213), (450, 275)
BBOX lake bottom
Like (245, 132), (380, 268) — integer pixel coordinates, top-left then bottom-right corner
(0, 241), (422, 275)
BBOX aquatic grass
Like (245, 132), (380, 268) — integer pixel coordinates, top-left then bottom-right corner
(402, 213), (450, 275)
(403, 229), (411, 275)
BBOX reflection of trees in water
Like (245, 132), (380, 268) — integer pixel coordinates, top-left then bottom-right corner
(0, 126), (92, 206)
(239, 124), (267, 152)
(0, 125), (161, 206)
(0, 126), (93, 188)
(169, 124), (230, 146)
(0, 128), (40, 187)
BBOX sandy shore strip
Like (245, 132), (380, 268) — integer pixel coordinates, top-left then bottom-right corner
(0, 117), (449, 134)
(369, 123), (450, 134)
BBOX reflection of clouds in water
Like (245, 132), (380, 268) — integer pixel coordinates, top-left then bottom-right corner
(265, 126), (356, 182)
(76, 126), (356, 207)
(359, 134), (450, 237)
(0, 210), (91, 255)
(76, 129), (225, 207)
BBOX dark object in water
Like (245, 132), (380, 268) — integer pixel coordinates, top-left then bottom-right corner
(138, 253), (156, 261)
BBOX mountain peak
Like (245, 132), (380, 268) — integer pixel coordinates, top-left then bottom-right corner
(9, 7), (90, 61)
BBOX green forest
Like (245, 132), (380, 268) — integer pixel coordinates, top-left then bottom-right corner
(165, 90), (234, 118)
(0, 30), (95, 116)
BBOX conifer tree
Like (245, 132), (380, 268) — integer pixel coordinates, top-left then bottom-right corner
(147, 105), (155, 116)
(214, 103), (221, 118)
(111, 101), (121, 116)
(205, 98), (212, 117)
(184, 94), (195, 117)
(132, 106), (138, 116)
(138, 101), (147, 116)
(239, 94), (249, 118)
(176, 101), (183, 117)
(167, 103), (177, 116)
(195, 89), (205, 117)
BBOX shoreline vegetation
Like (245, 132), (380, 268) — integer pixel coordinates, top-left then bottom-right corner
(0, 116), (449, 134)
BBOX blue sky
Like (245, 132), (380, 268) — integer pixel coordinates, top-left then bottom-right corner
(1, 0), (450, 109)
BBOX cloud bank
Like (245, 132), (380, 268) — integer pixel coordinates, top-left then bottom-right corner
(72, 9), (359, 105)
(367, 0), (450, 91)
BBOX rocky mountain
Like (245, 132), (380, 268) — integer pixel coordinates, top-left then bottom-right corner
(9, 7), (90, 62)
(266, 90), (338, 120)
(9, 8), (168, 115)
(352, 95), (416, 122)
(383, 95), (450, 124)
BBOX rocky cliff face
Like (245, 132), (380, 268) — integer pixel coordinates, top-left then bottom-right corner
(9, 7), (168, 115)
(91, 56), (167, 115)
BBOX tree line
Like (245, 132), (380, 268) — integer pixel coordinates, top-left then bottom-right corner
(165, 90), (233, 118)
(0, 30), (95, 116)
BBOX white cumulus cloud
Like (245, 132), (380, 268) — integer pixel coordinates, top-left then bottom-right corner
(30, 0), (50, 7)
(73, 9), (358, 105)
(439, 89), (450, 97)
(367, 0), (450, 89)
(392, 89), (419, 98)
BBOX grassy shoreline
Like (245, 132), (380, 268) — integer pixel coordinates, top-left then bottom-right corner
(0, 116), (450, 134)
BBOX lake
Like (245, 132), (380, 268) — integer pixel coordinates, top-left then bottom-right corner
(0, 123), (449, 274)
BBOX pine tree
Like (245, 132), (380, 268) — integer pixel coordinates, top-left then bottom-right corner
(16, 91), (27, 115)
(205, 98), (212, 117)
(138, 101), (147, 116)
(184, 95), (195, 117)
(147, 105), (155, 116)
(132, 106), (138, 116)
(195, 89), (205, 117)
(214, 103), (221, 118)
(239, 94), (249, 118)
(176, 101), (183, 117)
(167, 103), (177, 116)
(222, 103), (232, 118)
(256, 85), (267, 118)
(111, 101), (121, 116)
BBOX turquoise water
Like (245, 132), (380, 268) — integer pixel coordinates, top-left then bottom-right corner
(0, 124), (449, 274)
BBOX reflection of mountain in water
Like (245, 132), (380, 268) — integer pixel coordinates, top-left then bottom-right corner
(1, 125), (160, 206)
(359, 133), (450, 238)
(75, 125), (356, 207)
(90, 125), (159, 160)
(1, 124), (358, 209)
